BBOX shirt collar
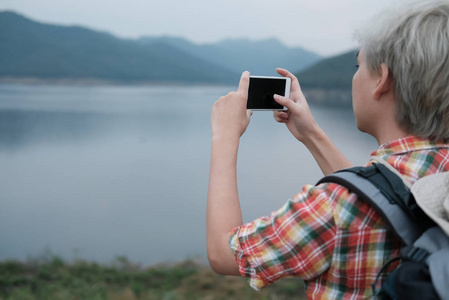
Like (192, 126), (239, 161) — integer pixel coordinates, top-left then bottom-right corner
(371, 135), (449, 157)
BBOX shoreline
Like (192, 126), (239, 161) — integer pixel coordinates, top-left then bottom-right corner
(0, 77), (352, 107)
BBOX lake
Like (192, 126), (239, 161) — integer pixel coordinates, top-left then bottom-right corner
(0, 83), (377, 266)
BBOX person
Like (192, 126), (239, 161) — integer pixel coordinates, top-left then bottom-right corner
(206, 0), (449, 298)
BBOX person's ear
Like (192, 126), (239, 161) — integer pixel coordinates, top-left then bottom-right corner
(373, 64), (392, 100)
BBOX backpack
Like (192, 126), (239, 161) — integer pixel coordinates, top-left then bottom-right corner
(317, 157), (449, 300)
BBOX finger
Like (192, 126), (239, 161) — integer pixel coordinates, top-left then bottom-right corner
(273, 94), (296, 111)
(273, 111), (288, 123)
(247, 109), (253, 119)
(276, 68), (301, 94)
(237, 71), (250, 95)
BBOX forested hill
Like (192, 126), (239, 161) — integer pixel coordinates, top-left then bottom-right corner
(0, 11), (322, 84)
(0, 11), (237, 83)
(297, 50), (358, 90)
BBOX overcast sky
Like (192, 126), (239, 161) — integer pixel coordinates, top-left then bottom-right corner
(0, 0), (395, 57)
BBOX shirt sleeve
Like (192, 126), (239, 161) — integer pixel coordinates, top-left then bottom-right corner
(229, 183), (337, 290)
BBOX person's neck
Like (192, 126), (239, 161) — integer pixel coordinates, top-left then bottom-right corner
(373, 123), (410, 146)
(370, 94), (410, 146)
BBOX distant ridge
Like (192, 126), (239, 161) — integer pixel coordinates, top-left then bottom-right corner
(0, 11), (322, 84)
(0, 11), (238, 84)
(290, 50), (358, 106)
(297, 50), (358, 90)
(138, 36), (322, 76)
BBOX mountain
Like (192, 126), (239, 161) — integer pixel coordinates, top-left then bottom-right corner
(0, 11), (322, 84)
(296, 49), (358, 90)
(293, 50), (358, 106)
(0, 11), (237, 83)
(138, 36), (322, 76)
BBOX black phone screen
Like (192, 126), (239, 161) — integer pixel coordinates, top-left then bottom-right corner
(247, 77), (287, 110)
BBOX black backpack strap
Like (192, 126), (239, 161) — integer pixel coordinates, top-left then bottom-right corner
(394, 227), (449, 300)
(317, 164), (425, 246)
(423, 227), (449, 300)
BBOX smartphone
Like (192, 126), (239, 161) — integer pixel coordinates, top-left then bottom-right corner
(247, 76), (291, 111)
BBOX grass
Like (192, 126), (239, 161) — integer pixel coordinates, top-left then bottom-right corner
(0, 255), (307, 300)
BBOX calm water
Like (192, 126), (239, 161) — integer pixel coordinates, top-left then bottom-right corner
(0, 84), (377, 266)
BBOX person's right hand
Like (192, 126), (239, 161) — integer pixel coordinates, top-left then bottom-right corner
(273, 68), (320, 143)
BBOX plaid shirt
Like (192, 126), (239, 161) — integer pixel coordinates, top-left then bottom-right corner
(229, 135), (449, 299)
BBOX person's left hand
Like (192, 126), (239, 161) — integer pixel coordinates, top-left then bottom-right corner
(211, 71), (253, 141)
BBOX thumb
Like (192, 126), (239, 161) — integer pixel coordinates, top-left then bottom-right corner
(246, 109), (253, 118)
(273, 94), (295, 111)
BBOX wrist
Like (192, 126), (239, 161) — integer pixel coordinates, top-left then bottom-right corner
(299, 123), (325, 146)
(211, 134), (240, 157)
(211, 132), (241, 145)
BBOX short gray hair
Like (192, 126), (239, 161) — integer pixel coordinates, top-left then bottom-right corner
(355, 0), (449, 142)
